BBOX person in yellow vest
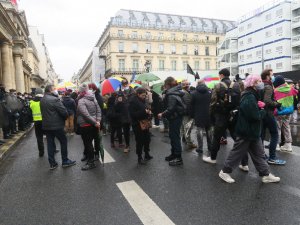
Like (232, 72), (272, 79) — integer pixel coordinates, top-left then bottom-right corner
(30, 88), (45, 157)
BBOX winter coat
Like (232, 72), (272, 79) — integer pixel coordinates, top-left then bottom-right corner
(210, 77), (241, 115)
(235, 88), (266, 140)
(262, 80), (281, 115)
(106, 95), (122, 127)
(0, 92), (9, 128)
(151, 91), (162, 114)
(40, 93), (68, 131)
(6, 94), (22, 113)
(77, 92), (101, 127)
(182, 89), (192, 116)
(162, 85), (186, 120)
(129, 95), (149, 127)
(94, 90), (104, 113)
(114, 96), (131, 124)
(62, 96), (76, 116)
(274, 83), (298, 116)
(191, 84), (212, 128)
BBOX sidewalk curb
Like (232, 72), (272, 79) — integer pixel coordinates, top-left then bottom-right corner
(0, 126), (34, 162)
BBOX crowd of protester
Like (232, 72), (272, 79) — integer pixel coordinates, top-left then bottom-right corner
(1, 67), (300, 184)
(0, 85), (32, 146)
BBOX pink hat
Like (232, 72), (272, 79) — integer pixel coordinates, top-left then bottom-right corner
(244, 75), (262, 88)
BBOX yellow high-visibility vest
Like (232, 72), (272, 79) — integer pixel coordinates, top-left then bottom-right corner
(30, 100), (42, 121)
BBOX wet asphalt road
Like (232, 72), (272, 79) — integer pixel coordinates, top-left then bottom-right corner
(1, 129), (300, 225)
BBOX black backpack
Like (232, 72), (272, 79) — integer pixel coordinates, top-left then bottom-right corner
(216, 81), (241, 114)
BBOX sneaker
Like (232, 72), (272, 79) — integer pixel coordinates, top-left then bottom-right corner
(138, 157), (147, 165)
(267, 158), (286, 165)
(262, 173), (280, 183)
(169, 157), (183, 166)
(62, 159), (76, 168)
(81, 155), (88, 162)
(196, 148), (203, 154)
(124, 146), (130, 153)
(219, 170), (235, 183)
(81, 162), (96, 171)
(280, 143), (293, 152)
(202, 156), (216, 164)
(152, 125), (160, 129)
(50, 163), (58, 170)
(276, 145), (281, 151)
(165, 154), (176, 161)
(145, 153), (153, 161)
(239, 165), (249, 172)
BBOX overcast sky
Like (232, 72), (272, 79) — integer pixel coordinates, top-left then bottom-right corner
(19, 0), (272, 80)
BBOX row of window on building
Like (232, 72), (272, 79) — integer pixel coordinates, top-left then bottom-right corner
(239, 45), (284, 62)
(239, 26), (284, 47)
(118, 42), (214, 56)
(117, 30), (220, 42)
(240, 61), (283, 74)
(238, 8), (283, 33)
(118, 59), (212, 71)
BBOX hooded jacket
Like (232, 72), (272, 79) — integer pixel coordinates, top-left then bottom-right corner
(191, 84), (212, 128)
(62, 96), (76, 116)
(162, 85), (186, 120)
(235, 88), (266, 140)
(77, 92), (101, 127)
(274, 83), (298, 116)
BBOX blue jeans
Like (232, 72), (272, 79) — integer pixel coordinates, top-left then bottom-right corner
(169, 117), (183, 156)
(262, 114), (279, 160)
(46, 129), (68, 165)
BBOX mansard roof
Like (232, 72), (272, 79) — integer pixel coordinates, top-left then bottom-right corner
(112, 9), (236, 34)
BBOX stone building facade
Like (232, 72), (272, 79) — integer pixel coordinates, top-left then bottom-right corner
(79, 9), (235, 83)
(0, 1), (57, 92)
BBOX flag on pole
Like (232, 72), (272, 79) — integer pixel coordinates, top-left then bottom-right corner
(187, 64), (195, 75)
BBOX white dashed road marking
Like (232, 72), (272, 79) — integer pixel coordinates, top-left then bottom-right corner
(103, 149), (116, 163)
(117, 180), (175, 225)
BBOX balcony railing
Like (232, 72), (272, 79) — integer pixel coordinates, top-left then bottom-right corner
(110, 33), (218, 44)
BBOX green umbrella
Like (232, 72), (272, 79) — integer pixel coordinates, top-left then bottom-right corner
(151, 82), (164, 94)
(136, 73), (161, 83)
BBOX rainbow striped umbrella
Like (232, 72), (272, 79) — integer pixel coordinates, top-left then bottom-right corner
(130, 83), (142, 89)
(203, 75), (220, 89)
(101, 77), (123, 96)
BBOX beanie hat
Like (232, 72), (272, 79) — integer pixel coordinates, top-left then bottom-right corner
(79, 84), (88, 93)
(35, 88), (44, 97)
(273, 75), (285, 88)
(219, 68), (230, 77)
